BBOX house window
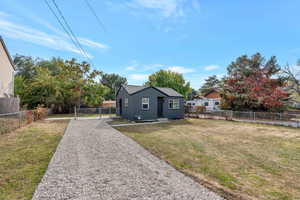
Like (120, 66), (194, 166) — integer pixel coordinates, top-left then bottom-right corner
(142, 97), (149, 110)
(204, 102), (209, 106)
(169, 99), (180, 109)
(125, 98), (128, 107)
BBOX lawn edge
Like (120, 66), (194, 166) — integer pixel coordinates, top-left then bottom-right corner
(30, 120), (71, 199)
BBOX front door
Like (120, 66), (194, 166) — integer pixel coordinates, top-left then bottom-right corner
(119, 99), (122, 115)
(157, 97), (164, 118)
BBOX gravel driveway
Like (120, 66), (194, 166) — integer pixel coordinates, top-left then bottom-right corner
(32, 119), (223, 200)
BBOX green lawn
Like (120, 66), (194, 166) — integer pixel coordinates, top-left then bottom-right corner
(114, 118), (300, 200)
(0, 120), (69, 200)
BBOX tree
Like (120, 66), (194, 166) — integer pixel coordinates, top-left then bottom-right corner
(282, 61), (300, 98)
(100, 73), (127, 100)
(187, 88), (198, 100)
(13, 54), (37, 79)
(221, 53), (289, 111)
(14, 56), (107, 112)
(199, 75), (221, 95)
(146, 70), (192, 98)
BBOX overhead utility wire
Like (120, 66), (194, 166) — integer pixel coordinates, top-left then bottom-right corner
(51, 0), (92, 61)
(83, 0), (106, 32)
(44, 0), (86, 59)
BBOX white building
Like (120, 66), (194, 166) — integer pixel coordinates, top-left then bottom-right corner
(186, 97), (220, 112)
(0, 36), (15, 97)
(186, 89), (221, 112)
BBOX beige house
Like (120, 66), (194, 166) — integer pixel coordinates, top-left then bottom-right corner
(0, 36), (15, 97)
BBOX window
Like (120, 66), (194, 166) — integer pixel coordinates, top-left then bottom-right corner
(125, 98), (128, 107)
(142, 97), (149, 110)
(204, 102), (209, 106)
(169, 99), (180, 109)
(215, 101), (219, 105)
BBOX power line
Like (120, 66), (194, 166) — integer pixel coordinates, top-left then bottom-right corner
(83, 0), (106, 32)
(44, 0), (86, 59)
(51, 0), (92, 62)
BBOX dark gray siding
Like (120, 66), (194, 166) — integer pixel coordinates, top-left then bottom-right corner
(163, 97), (185, 119)
(116, 87), (131, 119)
(116, 86), (184, 120)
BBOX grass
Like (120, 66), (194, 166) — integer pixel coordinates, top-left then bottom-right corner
(114, 118), (300, 200)
(0, 118), (20, 134)
(0, 120), (69, 200)
(107, 118), (132, 125)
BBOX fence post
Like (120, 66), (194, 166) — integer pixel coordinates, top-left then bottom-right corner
(253, 111), (256, 121)
(19, 111), (21, 128)
(74, 106), (77, 120)
(98, 107), (101, 119)
(280, 113), (282, 121)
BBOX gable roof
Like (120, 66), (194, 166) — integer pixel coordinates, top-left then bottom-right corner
(119, 85), (183, 97)
(0, 36), (15, 70)
(203, 88), (220, 96)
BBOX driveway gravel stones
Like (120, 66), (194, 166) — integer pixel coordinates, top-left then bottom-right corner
(32, 119), (223, 200)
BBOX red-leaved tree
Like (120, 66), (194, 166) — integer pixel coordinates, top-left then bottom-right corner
(221, 53), (289, 111)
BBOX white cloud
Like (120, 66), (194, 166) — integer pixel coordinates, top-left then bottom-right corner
(167, 66), (195, 73)
(126, 0), (200, 18)
(126, 66), (136, 71)
(129, 74), (149, 81)
(203, 65), (219, 71)
(125, 60), (164, 71)
(78, 38), (109, 49)
(0, 13), (109, 58)
(129, 0), (180, 17)
(0, 11), (10, 17)
(143, 63), (164, 70)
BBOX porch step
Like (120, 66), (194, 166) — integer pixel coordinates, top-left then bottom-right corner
(158, 118), (168, 122)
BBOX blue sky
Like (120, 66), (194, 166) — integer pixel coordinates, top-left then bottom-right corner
(0, 0), (299, 89)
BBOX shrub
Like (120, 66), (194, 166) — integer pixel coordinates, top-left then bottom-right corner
(33, 105), (48, 121)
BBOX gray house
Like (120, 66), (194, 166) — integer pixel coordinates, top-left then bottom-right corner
(116, 85), (185, 121)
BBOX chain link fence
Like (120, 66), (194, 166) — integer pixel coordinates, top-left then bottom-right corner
(185, 108), (300, 128)
(0, 111), (33, 134)
(75, 107), (116, 119)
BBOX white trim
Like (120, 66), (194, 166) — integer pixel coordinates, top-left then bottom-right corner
(141, 97), (150, 110)
(168, 99), (180, 109)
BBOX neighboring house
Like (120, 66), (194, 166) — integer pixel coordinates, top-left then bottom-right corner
(102, 100), (116, 108)
(0, 36), (15, 97)
(116, 85), (184, 121)
(203, 89), (221, 99)
(186, 89), (221, 112)
(0, 36), (19, 114)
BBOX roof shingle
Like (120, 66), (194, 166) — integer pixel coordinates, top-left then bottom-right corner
(122, 85), (183, 97)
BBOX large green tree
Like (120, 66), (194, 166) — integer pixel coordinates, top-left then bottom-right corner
(199, 75), (221, 95)
(146, 70), (192, 98)
(100, 73), (127, 100)
(221, 53), (289, 111)
(13, 54), (37, 79)
(14, 57), (108, 113)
